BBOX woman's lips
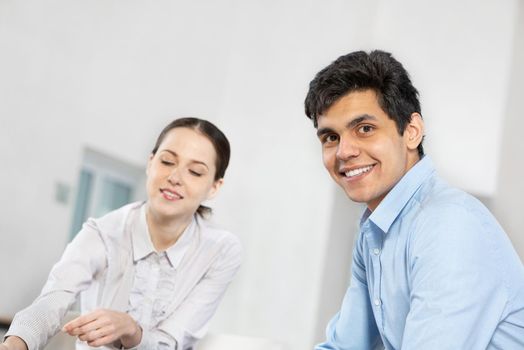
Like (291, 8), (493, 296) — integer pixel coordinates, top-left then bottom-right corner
(160, 189), (183, 201)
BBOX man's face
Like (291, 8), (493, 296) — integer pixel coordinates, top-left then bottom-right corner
(317, 89), (422, 211)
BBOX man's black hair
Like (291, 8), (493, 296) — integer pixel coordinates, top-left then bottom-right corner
(304, 50), (424, 156)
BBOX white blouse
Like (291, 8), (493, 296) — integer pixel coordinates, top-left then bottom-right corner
(127, 206), (196, 348)
(5, 202), (242, 350)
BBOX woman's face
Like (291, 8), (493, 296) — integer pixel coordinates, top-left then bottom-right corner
(146, 127), (223, 221)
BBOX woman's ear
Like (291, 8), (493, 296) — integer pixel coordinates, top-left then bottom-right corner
(405, 113), (425, 151)
(206, 178), (224, 200)
(146, 154), (154, 176)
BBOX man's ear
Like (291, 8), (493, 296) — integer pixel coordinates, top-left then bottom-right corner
(206, 178), (224, 200)
(405, 113), (425, 151)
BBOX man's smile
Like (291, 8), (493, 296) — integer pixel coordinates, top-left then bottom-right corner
(339, 164), (375, 178)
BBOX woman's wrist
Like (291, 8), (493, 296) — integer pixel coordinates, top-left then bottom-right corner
(119, 318), (142, 349)
(3, 336), (28, 350)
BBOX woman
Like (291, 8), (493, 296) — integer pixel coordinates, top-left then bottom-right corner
(1, 117), (242, 350)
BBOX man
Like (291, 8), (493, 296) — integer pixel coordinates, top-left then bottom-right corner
(305, 50), (524, 349)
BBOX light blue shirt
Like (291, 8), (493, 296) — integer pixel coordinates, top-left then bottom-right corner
(316, 156), (524, 350)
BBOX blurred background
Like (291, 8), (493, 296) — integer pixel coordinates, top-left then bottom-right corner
(1, 0), (523, 349)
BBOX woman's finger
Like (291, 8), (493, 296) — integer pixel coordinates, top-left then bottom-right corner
(86, 330), (119, 347)
(63, 309), (102, 332)
(67, 316), (108, 336)
(78, 324), (115, 343)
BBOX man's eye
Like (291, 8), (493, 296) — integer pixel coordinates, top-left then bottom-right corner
(323, 134), (339, 143)
(358, 125), (374, 134)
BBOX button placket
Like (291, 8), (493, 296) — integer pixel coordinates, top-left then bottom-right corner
(363, 221), (384, 328)
(367, 227), (384, 332)
(371, 251), (382, 309)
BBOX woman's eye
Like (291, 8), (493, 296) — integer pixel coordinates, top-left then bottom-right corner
(189, 170), (202, 177)
(161, 160), (174, 166)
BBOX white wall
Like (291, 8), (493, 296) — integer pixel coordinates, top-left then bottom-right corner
(0, 1), (521, 349)
(370, 0), (517, 197)
(494, 0), (524, 260)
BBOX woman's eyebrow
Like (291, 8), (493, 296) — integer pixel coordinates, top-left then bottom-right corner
(160, 149), (209, 169)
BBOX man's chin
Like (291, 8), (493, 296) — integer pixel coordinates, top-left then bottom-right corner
(336, 182), (372, 204)
(342, 191), (367, 204)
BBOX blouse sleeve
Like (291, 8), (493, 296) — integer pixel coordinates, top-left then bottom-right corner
(4, 220), (107, 350)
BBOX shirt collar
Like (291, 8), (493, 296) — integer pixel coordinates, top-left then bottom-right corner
(365, 155), (436, 234)
(131, 204), (196, 268)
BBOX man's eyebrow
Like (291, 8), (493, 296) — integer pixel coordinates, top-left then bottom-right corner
(316, 127), (334, 138)
(316, 114), (378, 138)
(159, 149), (209, 169)
(347, 114), (377, 128)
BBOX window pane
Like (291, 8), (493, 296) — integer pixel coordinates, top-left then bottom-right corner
(70, 169), (93, 238)
(94, 178), (132, 218)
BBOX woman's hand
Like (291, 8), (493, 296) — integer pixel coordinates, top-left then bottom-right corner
(62, 309), (142, 348)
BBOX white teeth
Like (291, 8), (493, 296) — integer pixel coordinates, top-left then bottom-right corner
(163, 190), (180, 199)
(345, 165), (373, 177)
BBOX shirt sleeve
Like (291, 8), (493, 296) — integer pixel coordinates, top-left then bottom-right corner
(315, 233), (382, 350)
(401, 204), (509, 349)
(4, 220), (107, 350)
(150, 236), (243, 350)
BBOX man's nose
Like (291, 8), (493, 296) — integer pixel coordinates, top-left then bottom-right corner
(336, 136), (360, 160)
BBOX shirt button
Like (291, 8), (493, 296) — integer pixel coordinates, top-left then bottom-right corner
(374, 298), (381, 306)
(373, 248), (380, 255)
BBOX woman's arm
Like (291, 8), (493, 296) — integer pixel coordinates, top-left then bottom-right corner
(4, 221), (107, 350)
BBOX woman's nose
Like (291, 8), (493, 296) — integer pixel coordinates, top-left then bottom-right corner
(167, 168), (182, 185)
